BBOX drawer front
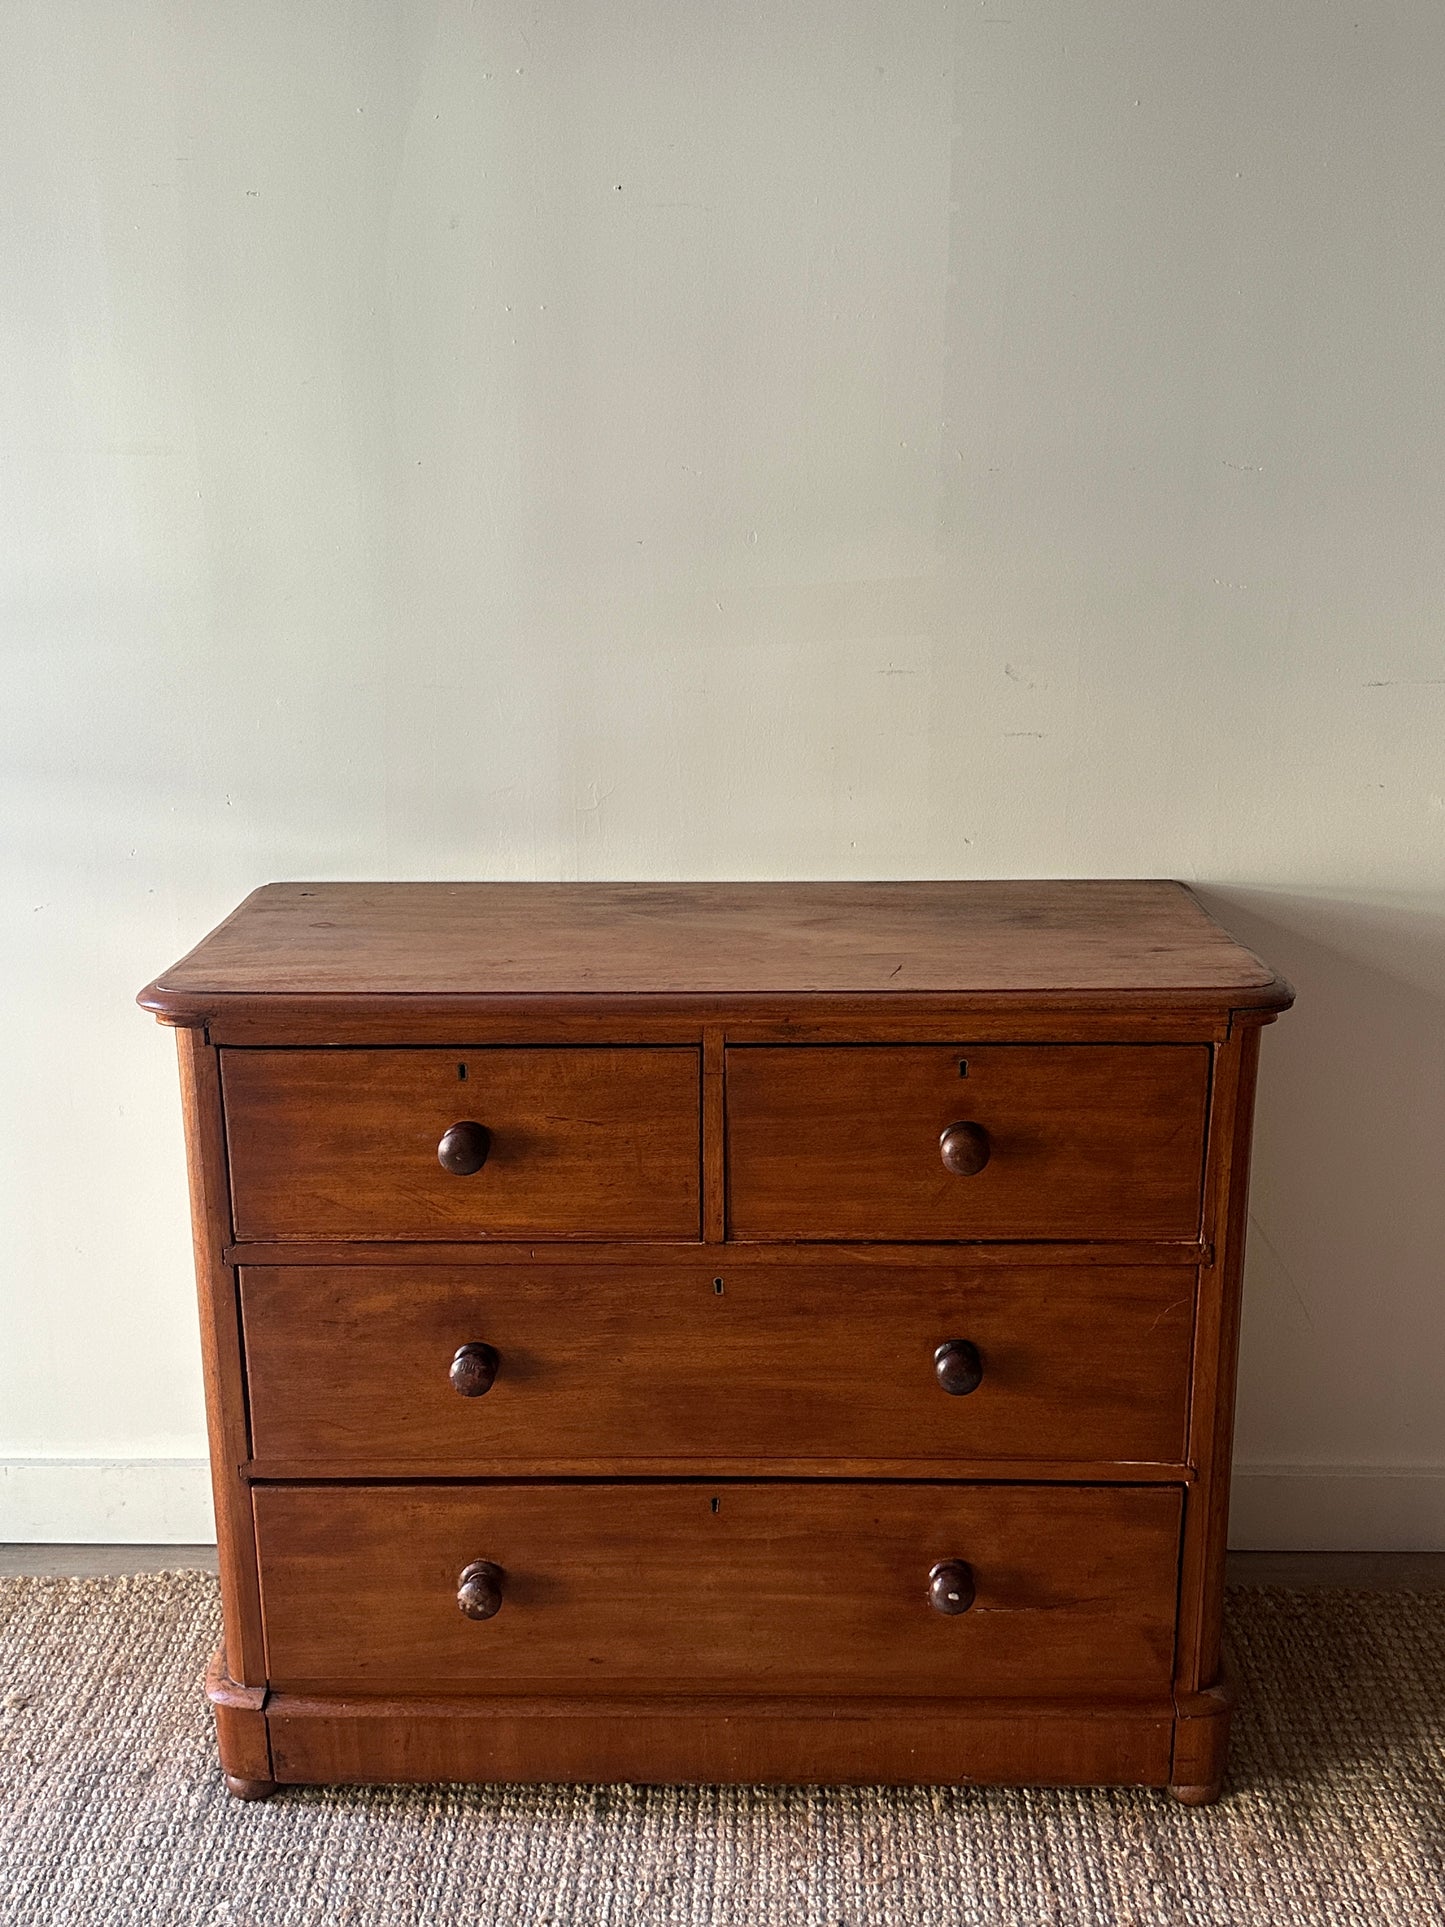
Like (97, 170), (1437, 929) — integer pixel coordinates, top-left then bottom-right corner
(222, 1048), (701, 1241)
(241, 1262), (1194, 1469)
(254, 1482), (1182, 1697)
(726, 1045), (1209, 1241)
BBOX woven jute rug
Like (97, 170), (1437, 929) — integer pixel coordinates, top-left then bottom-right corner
(0, 1575), (1441, 1926)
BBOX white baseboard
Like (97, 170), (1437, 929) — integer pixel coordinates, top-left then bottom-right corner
(1229, 1465), (1445, 1551)
(0, 1460), (215, 1543)
(2, 1458), (1442, 1551)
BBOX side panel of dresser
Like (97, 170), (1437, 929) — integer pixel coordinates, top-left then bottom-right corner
(1171, 1015), (1267, 1800)
(175, 1027), (272, 1790)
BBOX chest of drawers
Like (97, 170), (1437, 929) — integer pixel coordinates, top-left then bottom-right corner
(140, 880), (1290, 1802)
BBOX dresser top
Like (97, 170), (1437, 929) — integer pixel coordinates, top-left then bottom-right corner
(140, 880), (1288, 1020)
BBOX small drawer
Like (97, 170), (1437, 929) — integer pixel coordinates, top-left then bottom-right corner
(253, 1481), (1182, 1698)
(240, 1261), (1194, 1470)
(725, 1045), (1209, 1242)
(222, 1048), (701, 1241)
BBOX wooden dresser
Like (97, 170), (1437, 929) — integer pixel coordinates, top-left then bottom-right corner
(139, 880), (1290, 1803)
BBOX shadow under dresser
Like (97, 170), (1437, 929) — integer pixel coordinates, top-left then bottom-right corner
(139, 879), (1291, 1801)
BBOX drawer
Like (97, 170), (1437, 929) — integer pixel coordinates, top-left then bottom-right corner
(726, 1045), (1209, 1241)
(240, 1262), (1194, 1469)
(253, 1482), (1182, 1697)
(222, 1048), (701, 1241)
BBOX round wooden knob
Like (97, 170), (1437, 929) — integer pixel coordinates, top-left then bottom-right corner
(457, 1559), (504, 1620)
(939, 1121), (990, 1176)
(928, 1559), (975, 1616)
(438, 1121), (491, 1175)
(449, 1342), (499, 1397)
(934, 1339), (983, 1396)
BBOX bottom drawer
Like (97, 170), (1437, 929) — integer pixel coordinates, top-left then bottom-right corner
(254, 1482), (1181, 1699)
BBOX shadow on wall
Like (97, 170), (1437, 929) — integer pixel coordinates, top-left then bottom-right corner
(1196, 886), (1445, 1548)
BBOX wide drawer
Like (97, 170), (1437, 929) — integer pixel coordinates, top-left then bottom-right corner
(240, 1262), (1194, 1469)
(222, 1048), (701, 1241)
(726, 1045), (1209, 1241)
(253, 1481), (1182, 1697)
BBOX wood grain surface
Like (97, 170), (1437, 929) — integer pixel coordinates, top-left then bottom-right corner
(252, 1481), (1182, 1699)
(142, 879), (1288, 1798)
(266, 1692), (1175, 1789)
(222, 1047), (701, 1241)
(138, 879), (1289, 1017)
(176, 1032), (266, 1685)
(239, 1260), (1195, 1469)
(726, 1044), (1210, 1241)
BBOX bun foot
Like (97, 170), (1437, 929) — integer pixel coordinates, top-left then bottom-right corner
(225, 1774), (278, 1801)
(1168, 1780), (1222, 1806)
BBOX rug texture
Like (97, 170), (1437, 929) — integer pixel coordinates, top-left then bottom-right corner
(0, 1574), (1441, 1926)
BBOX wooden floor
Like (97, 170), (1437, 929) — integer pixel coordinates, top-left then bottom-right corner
(1, 1545), (1443, 1585)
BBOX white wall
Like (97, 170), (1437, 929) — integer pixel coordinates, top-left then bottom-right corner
(2, 1), (1441, 1546)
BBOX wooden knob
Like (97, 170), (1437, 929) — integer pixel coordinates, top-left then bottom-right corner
(939, 1121), (990, 1176)
(928, 1559), (975, 1616)
(934, 1339), (983, 1396)
(438, 1121), (491, 1175)
(457, 1559), (504, 1620)
(449, 1342), (499, 1397)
